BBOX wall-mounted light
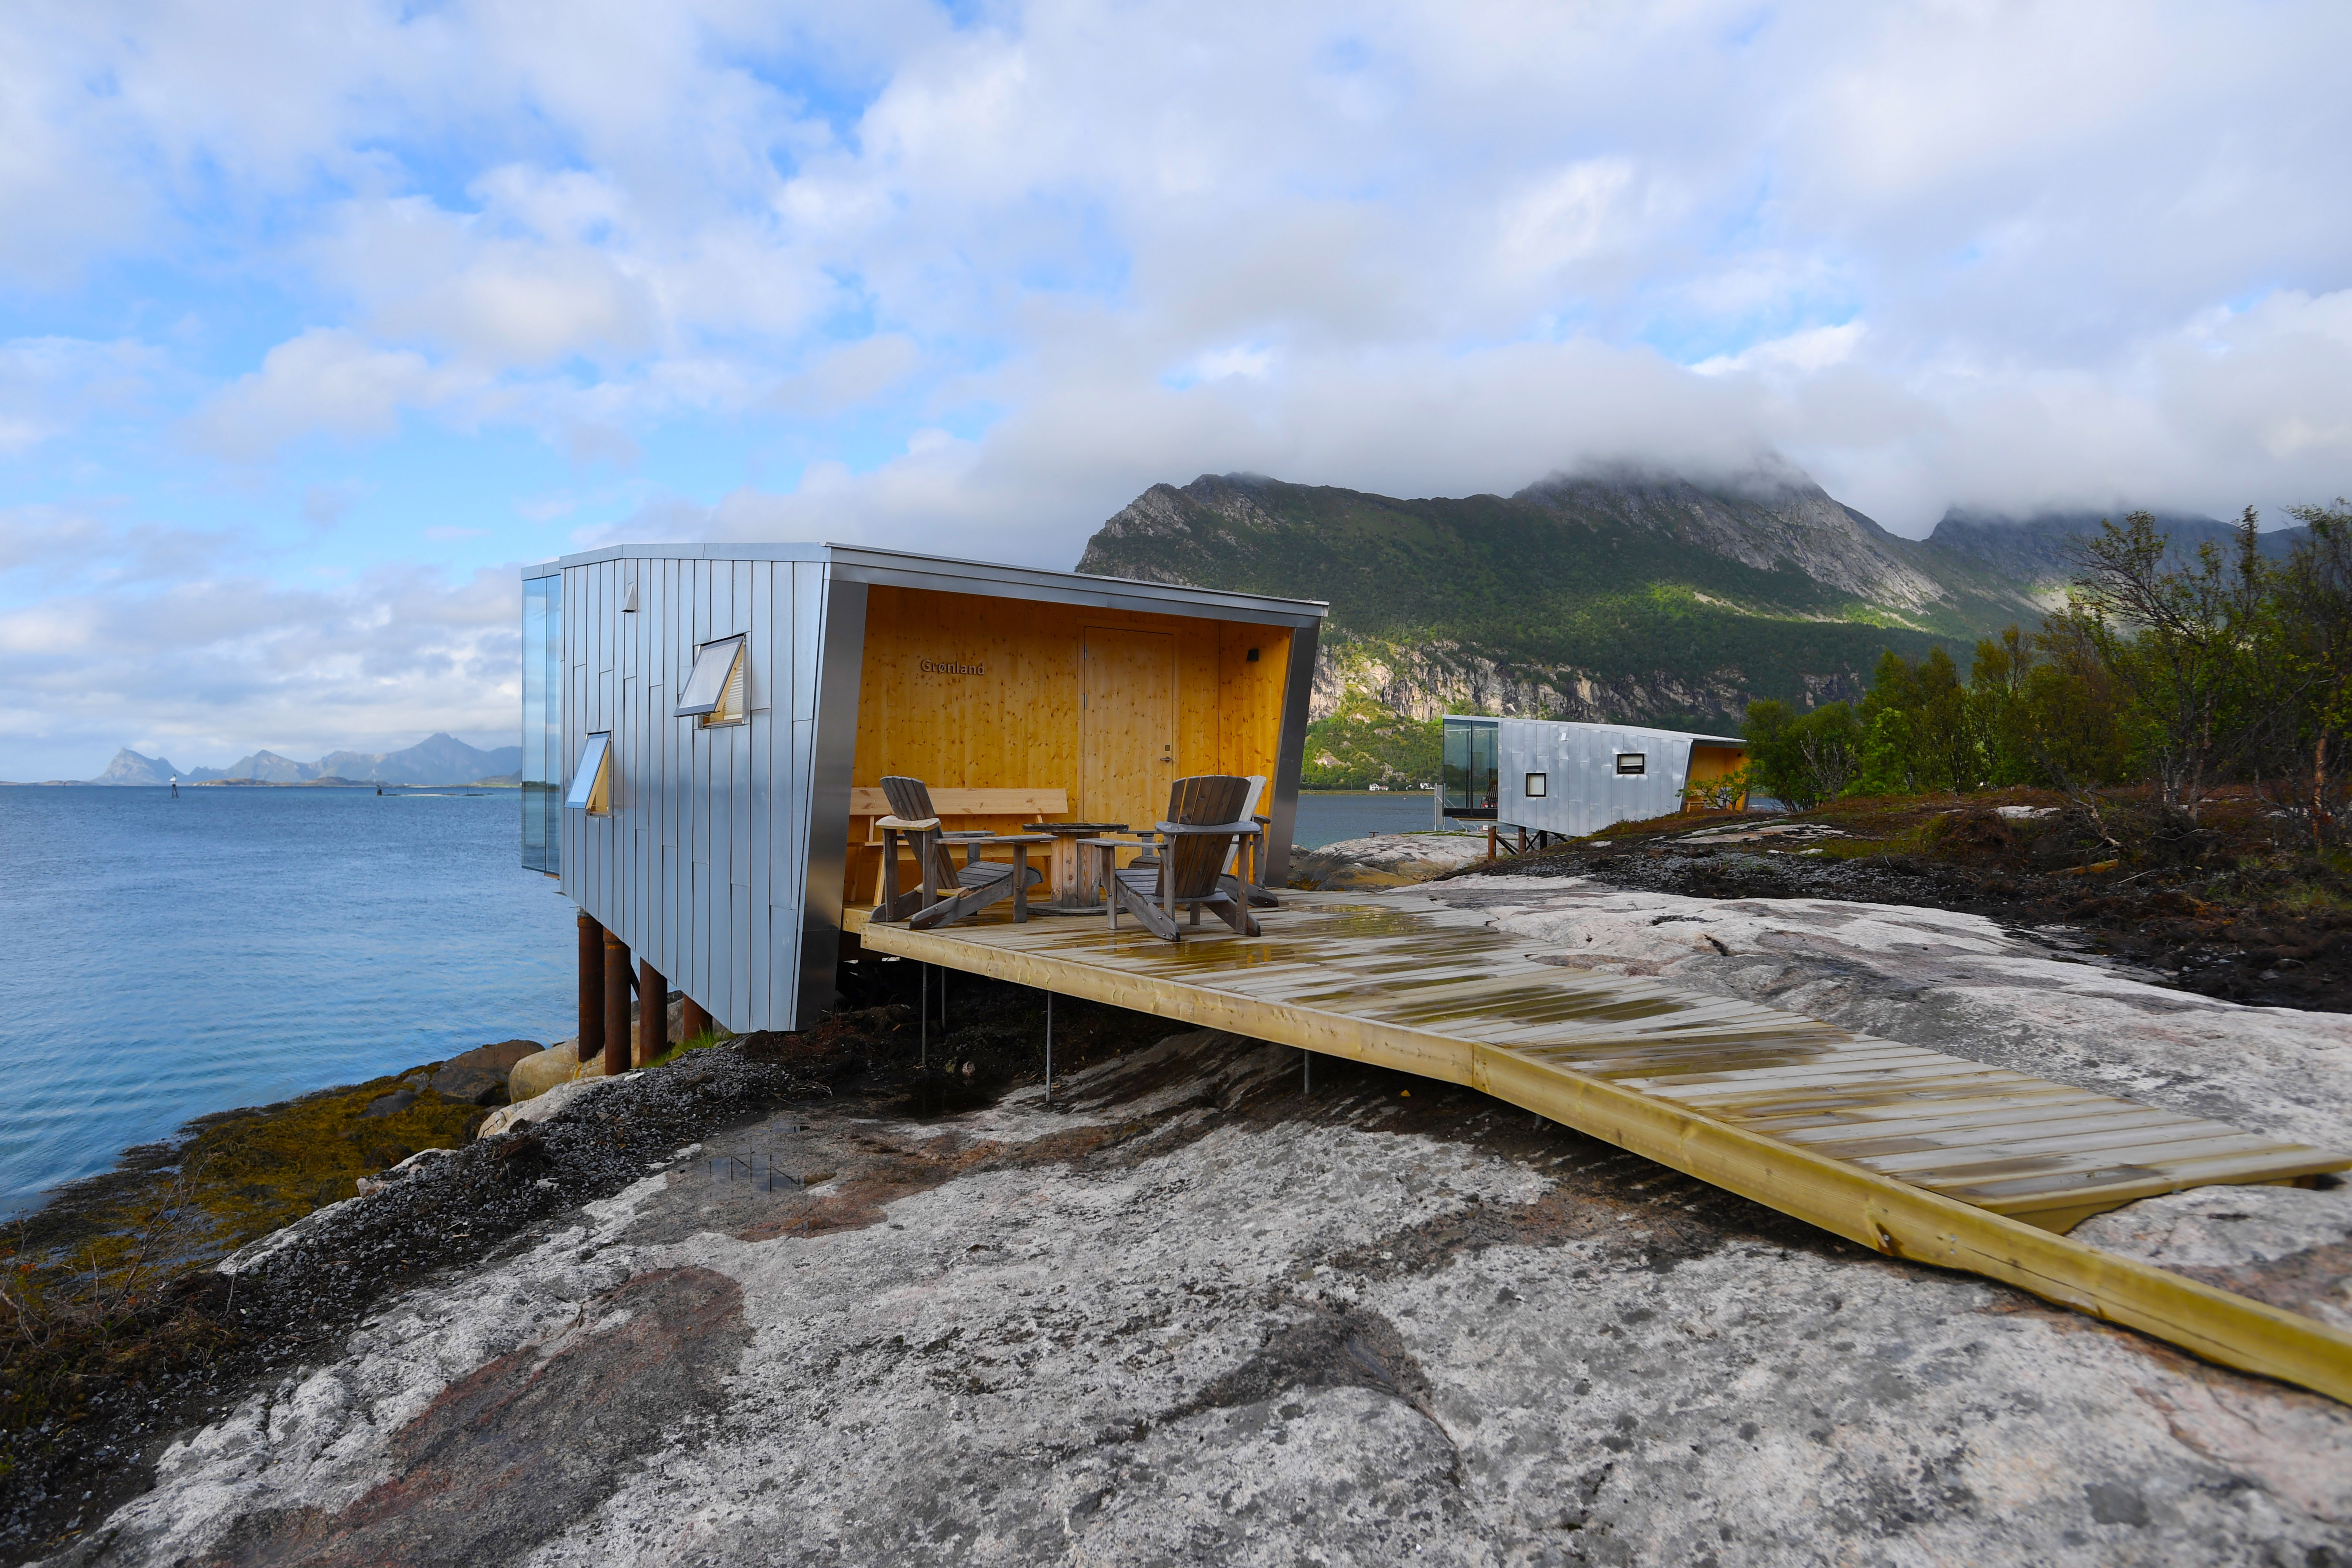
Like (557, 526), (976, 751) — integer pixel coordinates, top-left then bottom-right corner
(1246, 647), (1260, 662)
(1525, 772), (1548, 797)
(1615, 753), (1646, 776)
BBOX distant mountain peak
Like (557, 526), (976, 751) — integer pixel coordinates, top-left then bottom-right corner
(93, 748), (180, 786)
(83, 733), (521, 786)
(1924, 506), (2298, 585)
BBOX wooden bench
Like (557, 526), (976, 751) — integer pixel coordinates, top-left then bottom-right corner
(849, 787), (1070, 906)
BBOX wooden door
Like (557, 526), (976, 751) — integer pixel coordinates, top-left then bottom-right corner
(1081, 627), (1176, 828)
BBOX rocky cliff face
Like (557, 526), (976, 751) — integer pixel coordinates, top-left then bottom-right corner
(1306, 632), (1865, 725)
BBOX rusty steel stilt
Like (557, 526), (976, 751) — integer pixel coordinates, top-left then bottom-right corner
(638, 958), (667, 1067)
(604, 932), (632, 1078)
(577, 913), (605, 1066)
(680, 994), (712, 1043)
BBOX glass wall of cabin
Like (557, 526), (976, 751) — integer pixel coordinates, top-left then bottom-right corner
(520, 572), (563, 873)
(1440, 717), (1499, 819)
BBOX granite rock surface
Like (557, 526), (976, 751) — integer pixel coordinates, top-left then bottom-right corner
(51, 1024), (2352, 1568)
(1291, 832), (1489, 890)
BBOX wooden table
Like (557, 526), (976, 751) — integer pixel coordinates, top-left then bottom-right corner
(1020, 822), (1130, 912)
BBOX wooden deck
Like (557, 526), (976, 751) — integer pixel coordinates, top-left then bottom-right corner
(857, 891), (2352, 1404)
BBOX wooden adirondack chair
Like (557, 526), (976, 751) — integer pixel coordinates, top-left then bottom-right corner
(1096, 775), (1263, 940)
(1222, 773), (1279, 909)
(874, 776), (1048, 929)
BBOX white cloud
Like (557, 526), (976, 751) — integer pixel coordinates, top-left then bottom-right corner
(188, 329), (472, 461)
(5, 0), (2352, 774)
(1693, 321), (1868, 380)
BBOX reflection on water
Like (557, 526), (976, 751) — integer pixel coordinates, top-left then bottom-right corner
(0, 788), (576, 1213)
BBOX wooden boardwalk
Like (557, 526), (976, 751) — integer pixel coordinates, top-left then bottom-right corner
(858, 891), (2352, 1404)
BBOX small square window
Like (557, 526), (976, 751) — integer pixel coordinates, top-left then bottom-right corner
(675, 635), (747, 726)
(1616, 752), (1646, 776)
(565, 733), (613, 815)
(1525, 772), (1548, 797)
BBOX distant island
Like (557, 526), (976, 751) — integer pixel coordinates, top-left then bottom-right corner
(14, 732), (522, 789)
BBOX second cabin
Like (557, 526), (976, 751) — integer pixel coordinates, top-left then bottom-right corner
(1436, 714), (1750, 838)
(520, 544), (1327, 1034)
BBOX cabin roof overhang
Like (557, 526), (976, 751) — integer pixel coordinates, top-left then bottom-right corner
(521, 542), (1328, 629)
(1442, 714), (1747, 748)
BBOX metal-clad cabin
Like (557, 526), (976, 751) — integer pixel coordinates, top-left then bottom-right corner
(519, 544), (1327, 1032)
(1436, 716), (1748, 837)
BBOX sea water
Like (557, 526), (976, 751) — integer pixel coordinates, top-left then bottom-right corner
(1289, 790), (1440, 847)
(0, 787), (577, 1214)
(0, 786), (1443, 1213)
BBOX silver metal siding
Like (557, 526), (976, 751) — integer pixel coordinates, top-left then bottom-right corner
(1497, 720), (1697, 836)
(558, 549), (819, 1035)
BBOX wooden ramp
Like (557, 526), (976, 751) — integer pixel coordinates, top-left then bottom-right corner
(858, 892), (2352, 1404)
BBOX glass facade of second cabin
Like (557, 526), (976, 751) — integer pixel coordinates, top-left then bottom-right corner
(1441, 717), (1499, 819)
(520, 573), (563, 873)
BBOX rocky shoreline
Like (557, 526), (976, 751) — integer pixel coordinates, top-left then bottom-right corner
(6, 866), (2351, 1564)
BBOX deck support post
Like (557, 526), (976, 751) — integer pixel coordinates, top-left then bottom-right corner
(577, 913), (605, 1066)
(603, 932), (631, 1078)
(638, 958), (667, 1067)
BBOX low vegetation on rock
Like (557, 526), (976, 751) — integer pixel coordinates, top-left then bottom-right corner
(1742, 505), (2352, 860)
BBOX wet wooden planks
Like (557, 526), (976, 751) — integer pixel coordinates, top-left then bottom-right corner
(857, 891), (2352, 1404)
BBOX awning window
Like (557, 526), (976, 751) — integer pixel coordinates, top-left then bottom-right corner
(675, 635), (747, 725)
(564, 732), (613, 814)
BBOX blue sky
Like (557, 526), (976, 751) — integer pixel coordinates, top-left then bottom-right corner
(4, 0), (2351, 779)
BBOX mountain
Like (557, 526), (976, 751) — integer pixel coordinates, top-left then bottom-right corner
(1925, 507), (2305, 591)
(217, 750), (320, 783)
(80, 732), (519, 786)
(317, 734), (520, 786)
(90, 749), (182, 786)
(1075, 469), (2295, 743)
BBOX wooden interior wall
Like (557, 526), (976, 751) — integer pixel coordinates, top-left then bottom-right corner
(1685, 743), (1748, 806)
(844, 587), (1293, 906)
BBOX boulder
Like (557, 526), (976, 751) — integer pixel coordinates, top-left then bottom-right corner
(476, 1072), (629, 1139)
(358, 1088), (416, 1119)
(429, 1039), (546, 1105)
(506, 1001), (694, 1107)
(507, 1038), (605, 1105)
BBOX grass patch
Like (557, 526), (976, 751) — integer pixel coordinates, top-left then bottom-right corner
(641, 1028), (734, 1074)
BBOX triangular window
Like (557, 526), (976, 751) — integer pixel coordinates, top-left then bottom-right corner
(564, 732), (613, 814)
(675, 635), (747, 727)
